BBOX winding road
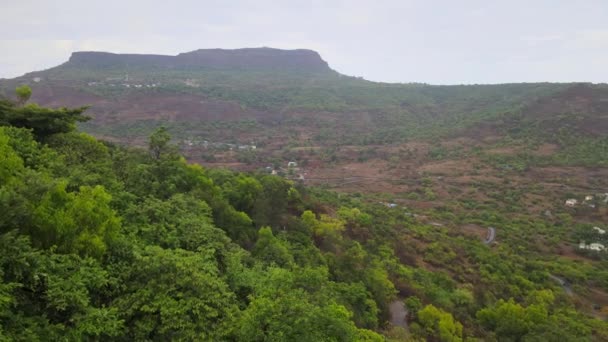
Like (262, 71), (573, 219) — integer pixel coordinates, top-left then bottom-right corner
(484, 227), (496, 244)
(388, 300), (408, 329)
(549, 274), (573, 295)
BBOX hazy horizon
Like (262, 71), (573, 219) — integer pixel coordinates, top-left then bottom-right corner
(1, 0), (607, 85)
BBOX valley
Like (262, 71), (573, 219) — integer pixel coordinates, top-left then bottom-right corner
(1, 48), (607, 340)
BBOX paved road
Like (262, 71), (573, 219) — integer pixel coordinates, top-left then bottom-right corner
(549, 274), (573, 295)
(484, 227), (496, 244)
(389, 300), (408, 328)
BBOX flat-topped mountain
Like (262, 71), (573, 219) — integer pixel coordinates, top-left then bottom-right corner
(66, 47), (331, 71)
(0, 47), (606, 158)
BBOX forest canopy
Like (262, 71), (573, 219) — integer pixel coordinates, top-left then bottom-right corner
(0, 88), (606, 341)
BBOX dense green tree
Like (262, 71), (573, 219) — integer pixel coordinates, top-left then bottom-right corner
(417, 304), (463, 342)
(405, 296), (423, 320)
(0, 96), (89, 140)
(477, 299), (530, 340)
(32, 183), (120, 258)
(332, 281), (380, 329)
(123, 194), (228, 252)
(47, 132), (119, 191)
(114, 246), (240, 341)
(252, 226), (294, 267)
(225, 174), (263, 214)
(0, 231), (123, 340)
(15, 85), (32, 105)
(148, 126), (172, 160)
(252, 175), (292, 227)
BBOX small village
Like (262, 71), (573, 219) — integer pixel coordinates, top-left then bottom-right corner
(181, 138), (257, 151)
(563, 194), (608, 253)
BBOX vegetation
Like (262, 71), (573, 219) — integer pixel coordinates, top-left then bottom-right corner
(1, 79), (607, 341)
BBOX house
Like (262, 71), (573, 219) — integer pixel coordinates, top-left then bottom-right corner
(593, 227), (606, 234)
(585, 195), (594, 201)
(287, 161), (297, 168)
(32, 77), (42, 83)
(579, 242), (606, 251)
(589, 243), (605, 251)
(565, 199), (578, 207)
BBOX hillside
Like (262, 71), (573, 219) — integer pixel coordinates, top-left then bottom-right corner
(67, 48), (331, 71)
(2, 48), (597, 147)
(1, 48), (608, 340)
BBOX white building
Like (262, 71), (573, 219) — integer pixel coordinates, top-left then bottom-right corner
(565, 199), (578, 207)
(579, 242), (606, 251)
(287, 161), (297, 168)
(585, 195), (594, 201)
(593, 227), (606, 234)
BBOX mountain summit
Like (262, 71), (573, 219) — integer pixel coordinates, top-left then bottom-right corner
(66, 47), (331, 72)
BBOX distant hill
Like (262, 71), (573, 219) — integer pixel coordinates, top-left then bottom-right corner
(66, 48), (332, 72)
(0, 47), (607, 150)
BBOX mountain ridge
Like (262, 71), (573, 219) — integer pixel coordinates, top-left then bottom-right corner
(64, 47), (332, 72)
(1, 47), (607, 152)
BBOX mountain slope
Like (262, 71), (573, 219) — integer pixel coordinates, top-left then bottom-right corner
(0, 48), (606, 150)
(2, 49), (608, 340)
(0, 48), (600, 144)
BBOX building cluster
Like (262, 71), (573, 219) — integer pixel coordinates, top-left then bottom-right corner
(181, 139), (256, 151)
(579, 225), (607, 252)
(265, 161), (305, 180)
(565, 193), (608, 208)
(579, 242), (606, 252)
(87, 81), (159, 88)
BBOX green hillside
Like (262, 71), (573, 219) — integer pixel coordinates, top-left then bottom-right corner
(3, 49), (594, 146)
(1, 88), (608, 341)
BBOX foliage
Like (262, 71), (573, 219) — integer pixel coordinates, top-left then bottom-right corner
(0, 92), (89, 141)
(1, 98), (607, 341)
(15, 85), (32, 105)
(417, 304), (463, 341)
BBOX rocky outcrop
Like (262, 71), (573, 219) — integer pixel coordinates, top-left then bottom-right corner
(67, 47), (331, 72)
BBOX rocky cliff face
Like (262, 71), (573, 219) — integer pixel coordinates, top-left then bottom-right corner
(67, 47), (331, 72)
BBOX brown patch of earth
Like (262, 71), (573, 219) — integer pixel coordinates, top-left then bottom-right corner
(532, 143), (559, 156)
(486, 146), (521, 155)
(556, 243), (594, 262)
(459, 224), (487, 240)
(417, 159), (476, 176)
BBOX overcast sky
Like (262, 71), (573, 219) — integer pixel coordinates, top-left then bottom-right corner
(1, 0), (607, 84)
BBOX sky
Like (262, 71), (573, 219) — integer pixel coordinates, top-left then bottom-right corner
(1, 0), (607, 84)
